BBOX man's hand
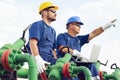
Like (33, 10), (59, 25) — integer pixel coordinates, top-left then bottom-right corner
(102, 19), (117, 31)
(81, 57), (89, 62)
(73, 50), (89, 62)
(34, 55), (50, 73)
(73, 50), (83, 59)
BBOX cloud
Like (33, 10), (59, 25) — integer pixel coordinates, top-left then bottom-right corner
(0, 0), (18, 45)
(0, 0), (17, 26)
(79, 0), (120, 20)
(0, 0), (41, 47)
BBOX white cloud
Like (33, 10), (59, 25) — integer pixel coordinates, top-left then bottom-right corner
(79, 0), (120, 19)
(0, 0), (19, 46)
(0, 0), (37, 46)
(0, 0), (17, 25)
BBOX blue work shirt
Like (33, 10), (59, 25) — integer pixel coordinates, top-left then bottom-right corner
(27, 20), (57, 64)
(57, 33), (89, 57)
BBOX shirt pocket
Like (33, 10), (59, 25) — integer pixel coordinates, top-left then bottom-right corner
(46, 33), (54, 42)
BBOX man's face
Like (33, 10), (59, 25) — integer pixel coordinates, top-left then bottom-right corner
(46, 8), (57, 21)
(70, 22), (81, 34)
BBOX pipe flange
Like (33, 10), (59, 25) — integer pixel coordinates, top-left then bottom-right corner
(9, 49), (24, 70)
(1, 49), (14, 71)
(1, 49), (24, 71)
(62, 62), (71, 78)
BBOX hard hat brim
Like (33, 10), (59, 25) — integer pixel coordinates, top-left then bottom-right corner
(66, 22), (84, 29)
(48, 6), (58, 10)
(54, 6), (59, 10)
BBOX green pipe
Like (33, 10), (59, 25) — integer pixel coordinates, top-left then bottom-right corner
(17, 68), (28, 78)
(48, 53), (72, 80)
(105, 75), (119, 80)
(73, 66), (92, 80)
(0, 38), (24, 54)
(62, 53), (92, 80)
(56, 53), (72, 63)
(105, 69), (120, 80)
(68, 63), (92, 80)
(12, 38), (25, 49)
(95, 61), (100, 71)
(47, 53), (92, 80)
(15, 54), (38, 80)
(0, 38), (38, 80)
(48, 68), (61, 80)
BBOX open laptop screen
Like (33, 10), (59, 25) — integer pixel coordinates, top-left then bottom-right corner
(88, 44), (101, 62)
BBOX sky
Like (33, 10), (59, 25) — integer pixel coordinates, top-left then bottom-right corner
(0, 0), (120, 74)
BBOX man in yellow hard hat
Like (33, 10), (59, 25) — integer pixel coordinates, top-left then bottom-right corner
(26, 1), (59, 74)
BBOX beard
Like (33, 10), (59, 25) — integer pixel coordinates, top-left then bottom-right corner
(48, 16), (56, 21)
(47, 14), (56, 22)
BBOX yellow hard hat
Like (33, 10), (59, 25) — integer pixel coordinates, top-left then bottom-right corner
(39, 1), (59, 14)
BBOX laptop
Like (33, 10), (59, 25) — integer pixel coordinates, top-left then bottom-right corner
(75, 44), (101, 63)
(88, 44), (101, 62)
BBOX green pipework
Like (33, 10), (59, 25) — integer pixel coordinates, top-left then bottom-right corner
(0, 47), (24, 73)
(70, 65), (92, 80)
(56, 53), (72, 63)
(0, 38), (38, 80)
(0, 38), (25, 72)
(48, 67), (61, 80)
(12, 38), (25, 49)
(7, 49), (24, 70)
(17, 68), (28, 78)
(47, 53), (72, 80)
(105, 69), (120, 80)
(0, 38), (24, 51)
(46, 53), (92, 80)
(15, 54), (38, 80)
(105, 74), (120, 80)
(94, 61), (100, 71)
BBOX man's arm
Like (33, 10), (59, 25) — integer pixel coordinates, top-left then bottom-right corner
(58, 45), (74, 54)
(88, 19), (117, 41)
(30, 38), (39, 56)
(88, 27), (104, 41)
(52, 49), (57, 59)
(29, 38), (50, 74)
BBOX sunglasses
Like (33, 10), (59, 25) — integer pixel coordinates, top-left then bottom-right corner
(47, 9), (56, 13)
(72, 23), (81, 27)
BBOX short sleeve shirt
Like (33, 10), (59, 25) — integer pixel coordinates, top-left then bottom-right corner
(57, 33), (89, 57)
(28, 20), (56, 56)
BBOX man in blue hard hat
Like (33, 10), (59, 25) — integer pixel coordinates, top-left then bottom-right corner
(57, 16), (116, 80)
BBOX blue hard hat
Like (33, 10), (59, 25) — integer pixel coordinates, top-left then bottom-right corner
(66, 16), (84, 28)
